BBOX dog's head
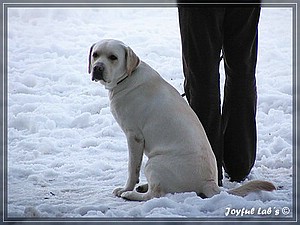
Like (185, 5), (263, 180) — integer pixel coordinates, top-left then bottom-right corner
(88, 39), (140, 90)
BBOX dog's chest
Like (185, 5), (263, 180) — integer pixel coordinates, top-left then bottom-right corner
(110, 91), (148, 129)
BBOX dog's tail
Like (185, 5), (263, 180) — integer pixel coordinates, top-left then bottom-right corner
(227, 180), (276, 197)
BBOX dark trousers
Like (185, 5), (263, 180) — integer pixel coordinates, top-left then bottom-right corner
(178, 6), (261, 183)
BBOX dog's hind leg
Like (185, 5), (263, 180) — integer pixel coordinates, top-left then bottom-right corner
(136, 183), (148, 193)
(200, 181), (221, 198)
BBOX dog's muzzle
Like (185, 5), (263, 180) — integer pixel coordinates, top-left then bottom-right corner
(92, 63), (105, 82)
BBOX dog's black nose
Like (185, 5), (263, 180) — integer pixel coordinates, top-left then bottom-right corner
(94, 63), (105, 72)
(92, 63), (105, 81)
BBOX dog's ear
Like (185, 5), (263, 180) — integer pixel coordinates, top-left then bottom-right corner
(125, 46), (140, 75)
(88, 43), (96, 74)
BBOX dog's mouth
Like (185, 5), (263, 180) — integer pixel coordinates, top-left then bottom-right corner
(92, 74), (105, 82)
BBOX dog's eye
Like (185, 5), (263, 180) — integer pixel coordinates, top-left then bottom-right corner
(108, 55), (118, 61)
(92, 52), (98, 58)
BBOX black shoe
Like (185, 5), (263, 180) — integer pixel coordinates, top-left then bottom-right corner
(229, 176), (247, 183)
(224, 172), (247, 183)
(218, 180), (223, 187)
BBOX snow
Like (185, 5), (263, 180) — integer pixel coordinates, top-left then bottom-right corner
(6, 6), (293, 220)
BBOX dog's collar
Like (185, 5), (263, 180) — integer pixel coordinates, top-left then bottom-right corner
(117, 75), (129, 85)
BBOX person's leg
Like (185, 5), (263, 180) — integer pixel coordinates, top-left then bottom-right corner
(178, 7), (225, 185)
(222, 7), (261, 181)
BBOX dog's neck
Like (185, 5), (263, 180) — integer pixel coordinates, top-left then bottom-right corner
(109, 62), (142, 99)
(117, 75), (129, 85)
(109, 73), (131, 99)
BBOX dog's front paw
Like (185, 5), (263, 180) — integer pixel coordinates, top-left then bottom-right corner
(113, 187), (128, 197)
(120, 191), (134, 200)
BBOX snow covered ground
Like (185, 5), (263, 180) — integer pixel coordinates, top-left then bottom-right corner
(6, 5), (294, 221)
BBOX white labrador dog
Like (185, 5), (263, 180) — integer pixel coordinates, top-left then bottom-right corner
(88, 39), (275, 201)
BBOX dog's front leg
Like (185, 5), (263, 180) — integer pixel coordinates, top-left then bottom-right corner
(113, 131), (144, 197)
